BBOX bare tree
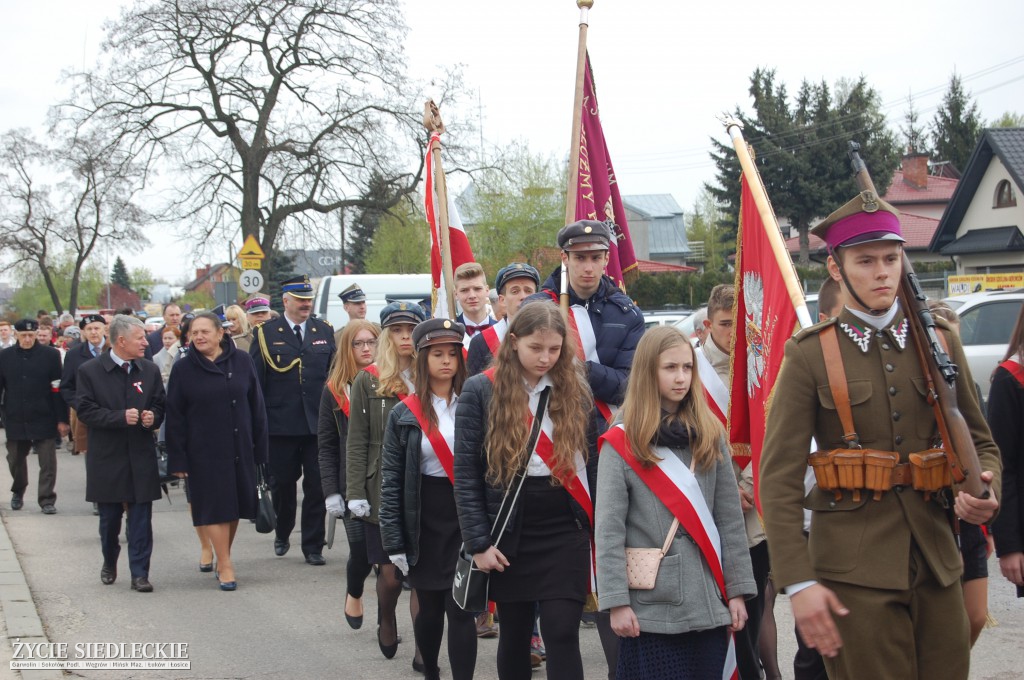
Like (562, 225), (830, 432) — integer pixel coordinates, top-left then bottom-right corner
(62, 0), (469, 264)
(0, 128), (148, 314)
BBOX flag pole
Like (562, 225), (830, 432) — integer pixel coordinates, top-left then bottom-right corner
(721, 115), (813, 330)
(561, 0), (593, 313)
(424, 100), (457, 318)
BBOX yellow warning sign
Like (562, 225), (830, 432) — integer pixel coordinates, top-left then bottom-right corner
(238, 234), (265, 260)
(240, 258), (263, 270)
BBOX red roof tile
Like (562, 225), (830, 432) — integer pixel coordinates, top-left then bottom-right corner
(881, 170), (958, 204)
(784, 213), (939, 253)
(637, 259), (698, 273)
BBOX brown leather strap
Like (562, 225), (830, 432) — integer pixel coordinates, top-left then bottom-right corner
(820, 326), (860, 447)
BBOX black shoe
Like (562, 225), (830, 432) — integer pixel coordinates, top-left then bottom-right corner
(41, 505), (56, 515)
(344, 595), (364, 630)
(199, 562), (214, 573)
(412, 658), (425, 674)
(10, 494), (23, 511)
(377, 626), (399, 659)
(274, 539), (290, 556)
(305, 553), (326, 566)
(131, 577), (153, 593)
(100, 563), (116, 585)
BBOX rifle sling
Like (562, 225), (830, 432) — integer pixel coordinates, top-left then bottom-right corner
(820, 326), (860, 447)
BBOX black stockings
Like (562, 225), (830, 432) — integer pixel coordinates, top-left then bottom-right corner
(497, 599), (583, 680)
(414, 589), (477, 680)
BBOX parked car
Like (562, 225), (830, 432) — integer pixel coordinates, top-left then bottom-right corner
(313, 274), (432, 328)
(642, 310), (691, 330)
(942, 289), (1024, 405)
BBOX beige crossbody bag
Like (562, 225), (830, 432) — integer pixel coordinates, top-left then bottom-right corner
(624, 517), (680, 590)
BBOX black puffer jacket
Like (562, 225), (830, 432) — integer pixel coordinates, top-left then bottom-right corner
(453, 373), (600, 556)
(379, 401), (451, 562)
(524, 270), (644, 407)
(316, 385), (348, 499)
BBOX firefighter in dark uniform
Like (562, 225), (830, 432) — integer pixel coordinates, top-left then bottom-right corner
(759, 191), (1001, 679)
(251, 275), (336, 564)
(0, 319), (68, 513)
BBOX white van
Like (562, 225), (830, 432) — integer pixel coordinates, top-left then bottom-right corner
(314, 274), (433, 328)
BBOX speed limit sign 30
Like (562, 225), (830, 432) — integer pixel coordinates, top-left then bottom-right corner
(239, 270), (265, 294)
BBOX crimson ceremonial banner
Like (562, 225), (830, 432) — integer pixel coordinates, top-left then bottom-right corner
(425, 132), (475, 319)
(572, 53), (637, 288)
(728, 173), (800, 511)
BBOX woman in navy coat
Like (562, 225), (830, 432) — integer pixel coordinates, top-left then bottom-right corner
(166, 312), (269, 591)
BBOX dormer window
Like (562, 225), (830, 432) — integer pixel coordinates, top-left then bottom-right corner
(995, 179), (1017, 208)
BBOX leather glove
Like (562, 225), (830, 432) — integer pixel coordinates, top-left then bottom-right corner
(347, 499), (371, 518)
(325, 494), (345, 518)
(390, 553), (409, 576)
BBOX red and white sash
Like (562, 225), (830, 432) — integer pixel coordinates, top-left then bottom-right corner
(600, 424), (738, 680)
(696, 344), (729, 427)
(329, 384), (351, 418)
(565, 305), (616, 424)
(400, 394), (455, 484)
(481, 318), (507, 356)
(362, 363), (409, 398)
(483, 368), (598, 593)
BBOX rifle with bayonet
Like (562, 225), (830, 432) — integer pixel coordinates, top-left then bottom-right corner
(847, 141), (988, 499)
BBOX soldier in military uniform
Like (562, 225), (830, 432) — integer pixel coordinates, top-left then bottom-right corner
(760, 192), (1001, 679)
(339, 283), (368, 322)
(251, 275), (336, 565)
(0, 319), (68, 513)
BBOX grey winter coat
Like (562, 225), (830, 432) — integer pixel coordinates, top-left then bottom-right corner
(596, 439), (756, 635)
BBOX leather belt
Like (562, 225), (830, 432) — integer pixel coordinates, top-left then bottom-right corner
(891, 462), (913, 487)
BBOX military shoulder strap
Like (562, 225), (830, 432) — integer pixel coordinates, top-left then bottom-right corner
(820, 325), (860, 448)
(255, 323), (302, 375)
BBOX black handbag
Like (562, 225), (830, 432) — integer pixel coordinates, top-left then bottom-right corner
(255, 464), (277, 534)
(453, 388), (549, 612)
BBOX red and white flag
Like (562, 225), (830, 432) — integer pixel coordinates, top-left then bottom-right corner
(425, 132), (475, 319)
(728, 173), (800, 511)
(570, 53), (638, 289)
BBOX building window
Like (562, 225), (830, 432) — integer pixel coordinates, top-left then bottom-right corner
(995, 180), (1017, 208)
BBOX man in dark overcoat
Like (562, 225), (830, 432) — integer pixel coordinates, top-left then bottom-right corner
(0, 319), (68, 513)
(76, 314), (165, 593)
(60, 314), (108, 456)
(250, 274), (335, 565)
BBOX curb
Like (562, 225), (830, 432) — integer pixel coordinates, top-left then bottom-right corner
(0, 514), (62, 680)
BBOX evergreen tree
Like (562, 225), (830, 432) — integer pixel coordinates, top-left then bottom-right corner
(111, 256), (133, 291)
(265, 250), (298, 314)
(901, 93), (928, 154)
(931, 73), (983, 172)
(347, 173), (401, 274)
(709, 69), (899, 265)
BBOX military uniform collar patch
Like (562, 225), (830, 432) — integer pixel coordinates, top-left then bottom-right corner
(887, 318), (909, 351)
(840, 321), (873, 353)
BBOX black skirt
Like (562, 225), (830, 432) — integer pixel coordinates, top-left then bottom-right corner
(408, 475), (461, 591)
(617, 628), (729, 680)
(489, 476), (589, 603)
(363, 521), (389, 566)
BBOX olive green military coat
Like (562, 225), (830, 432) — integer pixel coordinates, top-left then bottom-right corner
(760, 308), (1001, 591)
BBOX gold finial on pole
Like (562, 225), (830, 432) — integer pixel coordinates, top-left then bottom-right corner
(423, 99), (457, 317)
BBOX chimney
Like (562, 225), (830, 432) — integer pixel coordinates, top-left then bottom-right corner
(195, 265), (210, 280)
(901, 153), (929, 190)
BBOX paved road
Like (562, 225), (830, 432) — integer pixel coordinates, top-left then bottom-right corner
(0, 429), (1021, 679)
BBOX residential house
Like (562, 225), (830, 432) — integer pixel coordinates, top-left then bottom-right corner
(184, 263), (240, 299)
(621, 194), (691, 267)
(929, 128), (1024, 274)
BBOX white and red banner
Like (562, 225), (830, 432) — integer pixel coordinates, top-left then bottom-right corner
(425, 132), (475, 319)
(729, 173), (800, 511)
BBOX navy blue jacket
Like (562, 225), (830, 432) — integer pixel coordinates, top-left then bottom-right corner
(525, 270), (645, 406)
(0, 344), (67, 441)
(60, 340), (105, 407)
(250, 317), (335, 437)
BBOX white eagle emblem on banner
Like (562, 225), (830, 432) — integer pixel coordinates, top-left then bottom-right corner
(743, 272), (776, 397)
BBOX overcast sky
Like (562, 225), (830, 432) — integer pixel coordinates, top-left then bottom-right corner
(2, 0), (1022, 284)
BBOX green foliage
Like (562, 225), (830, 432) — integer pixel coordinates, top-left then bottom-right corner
(111, 256), (132, 291)
(685, 187), (731, 273)
(931, 73), (983, 172)
(628, 271), (735, 310)
(178, 290), (216, 312)
(708, 69), (900, 266)
(901, 94), (929, 155)
(365, 204), (430, 274)
(10, 260), (107, 317)
(990, 111), (1024, 128)
(347, 173), (405, 274)
(265, 250), (298, 314)
(461, 143), (565, 279)
(130, 266), (155, 300)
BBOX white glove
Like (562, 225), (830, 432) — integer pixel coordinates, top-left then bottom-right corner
(390, 553), (409, 576)
(325, 494), (345, 518)
(347, 499), (371, 518)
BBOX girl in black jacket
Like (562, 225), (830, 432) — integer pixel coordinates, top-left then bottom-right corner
(380, 318), (476, 680)
(454, 303), (598, 680)
(317, 319), (379, 629)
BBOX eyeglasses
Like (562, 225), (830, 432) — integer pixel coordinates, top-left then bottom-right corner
(351, 340), (378, 349)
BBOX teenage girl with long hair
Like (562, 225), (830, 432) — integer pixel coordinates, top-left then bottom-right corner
(596, 326), (755, 679)
(317, 319), (379, 629)
(379, 319), (477, 680)
(346, 303), (426, 663)
(454, 302), (597, 680)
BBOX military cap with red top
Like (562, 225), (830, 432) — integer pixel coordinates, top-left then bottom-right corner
(811, 190), (905, 250)
(412, 318), (466, 351)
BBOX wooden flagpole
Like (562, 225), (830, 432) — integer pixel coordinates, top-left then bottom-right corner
(424, 100), (457, 318)
(721, 115), (813, 330)
(561, 0), (593, 314)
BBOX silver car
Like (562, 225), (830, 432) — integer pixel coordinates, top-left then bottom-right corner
(942, 289), (1024, 405)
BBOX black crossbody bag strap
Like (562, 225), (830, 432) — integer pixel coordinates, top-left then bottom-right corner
(490, 387), (550, 546)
